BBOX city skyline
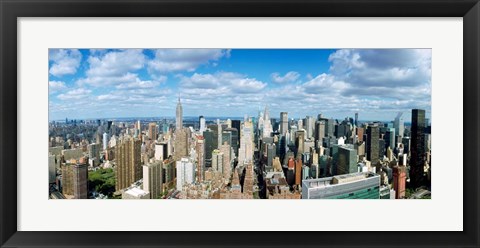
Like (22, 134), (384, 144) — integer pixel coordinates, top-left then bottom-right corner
(49, 49), (432, 121)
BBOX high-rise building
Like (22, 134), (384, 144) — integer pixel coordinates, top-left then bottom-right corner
(393, 165), (407, 199)
(48, 155), (57, 184)
(199, 116), (206, 133)
(305, 116), (315, 139)
(148, 122), (157, 141)
(337, 144), (358, 175)
(195, 137), (205, 182)
(203, 130), (215, 167)
(220, 142), (232, 181)
(295, 158), (302, 185)
(224, 127), (238, 156)
(357, 127), (364, 142)
(212, 149), (224, 174)
(355, 112), (359, 127)
(326, 118), (335, 138)
(295, 130), (305, 159)
(115, 137), (142, 191)
(102, 132), (108, 150)
(217, 119), (223, 149)
(411, 109), (426, 188)
(394, 112), (405, 138)
(385, 128), (396, 150)
(143, 161), (163, 199)
(280, 112), (288, 135)
(174, 128), (190, 161)
(73, 161), (88, 199)
(366, 125), (380, 166)
(262, 105), (273, 138)
(176, 158), (195, 191)
(176, 98), (183, 130)
(314, 121), (326, 149)
(88, 143), (101, 160)
(61, 163), (74, 196)
(302, 172), (380, 199)
(238, 119), (254, 166)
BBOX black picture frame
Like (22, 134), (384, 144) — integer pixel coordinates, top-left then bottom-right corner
(1, 0), (479, 247)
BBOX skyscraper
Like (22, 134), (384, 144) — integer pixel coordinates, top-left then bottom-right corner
(220, 141), (232, 182)
(262, 105), (273, 137)
(314, 121), (326, 149)
(366, 125), (380, 166)
(148, 122), (157, 141)
(176, 158), (195, 191)
(212, 149), (224, 174)
(393, 165), (407, 199)
(102, 132), (108, 151)
(410, 109), (426, 188)
(280, 112), (288, 135)
(174, 128), (190, 161)
(238, 119), (254, 166)
(295, 158), (302, 185)
(176, 97), (183, 130)
(217, 119), (222, 149)
(394, 112), (405, 138)
(143, 161), (163, 199)
(337, 145), (358, 175)
(305, 116), (315, 139)
(73, 160), (88, 199)
(115, 137), (142, 191)
(196, 137), (205, 182)
(295, 130), (305, 159)
(199, 116), (206, 133)
(203, 130), (215, 167)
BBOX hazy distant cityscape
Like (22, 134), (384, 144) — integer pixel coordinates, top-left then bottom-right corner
(48, 49), (432, 200)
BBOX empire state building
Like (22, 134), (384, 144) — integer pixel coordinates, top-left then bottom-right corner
(176, 97), (183, 130)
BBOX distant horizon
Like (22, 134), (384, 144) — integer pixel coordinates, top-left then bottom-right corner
(49, 115), (424, 125)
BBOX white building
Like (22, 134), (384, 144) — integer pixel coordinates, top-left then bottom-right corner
(176, 158), (195, 191)
(103, 132), (108, 150)
(122, 187), (150, 199)
(238, 119), (254, 166)
(155, 144), (165, 161)
(199, 116), (206, 133)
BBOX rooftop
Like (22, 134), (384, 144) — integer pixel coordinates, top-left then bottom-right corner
(303, 172), (378, 189)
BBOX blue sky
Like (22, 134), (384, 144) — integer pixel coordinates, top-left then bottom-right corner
(48, 49), (431, 122)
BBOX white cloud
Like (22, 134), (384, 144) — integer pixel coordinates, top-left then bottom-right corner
(48, 81), (67, 94)
(328, 49), (431, 87)
(148, 49), (230, 73)
(76, 49), (147, 87)
(49, 49), (82, 77)
(86, 49), (145, 77)
(302, 73), (349, 94)
(57, 88), (92, 100)
(116, 78), (164, 90)
(179, 72), (267, 94)
(271, 71), (300, 84)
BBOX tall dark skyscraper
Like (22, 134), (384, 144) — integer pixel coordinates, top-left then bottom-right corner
(203, 130), (215, 167)
(410, 109), (426, 188)
(366, 125), (379, 166)
(231, 120), (241, 146)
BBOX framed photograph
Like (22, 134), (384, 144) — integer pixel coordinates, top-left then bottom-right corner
(1, 0), (479, 247)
